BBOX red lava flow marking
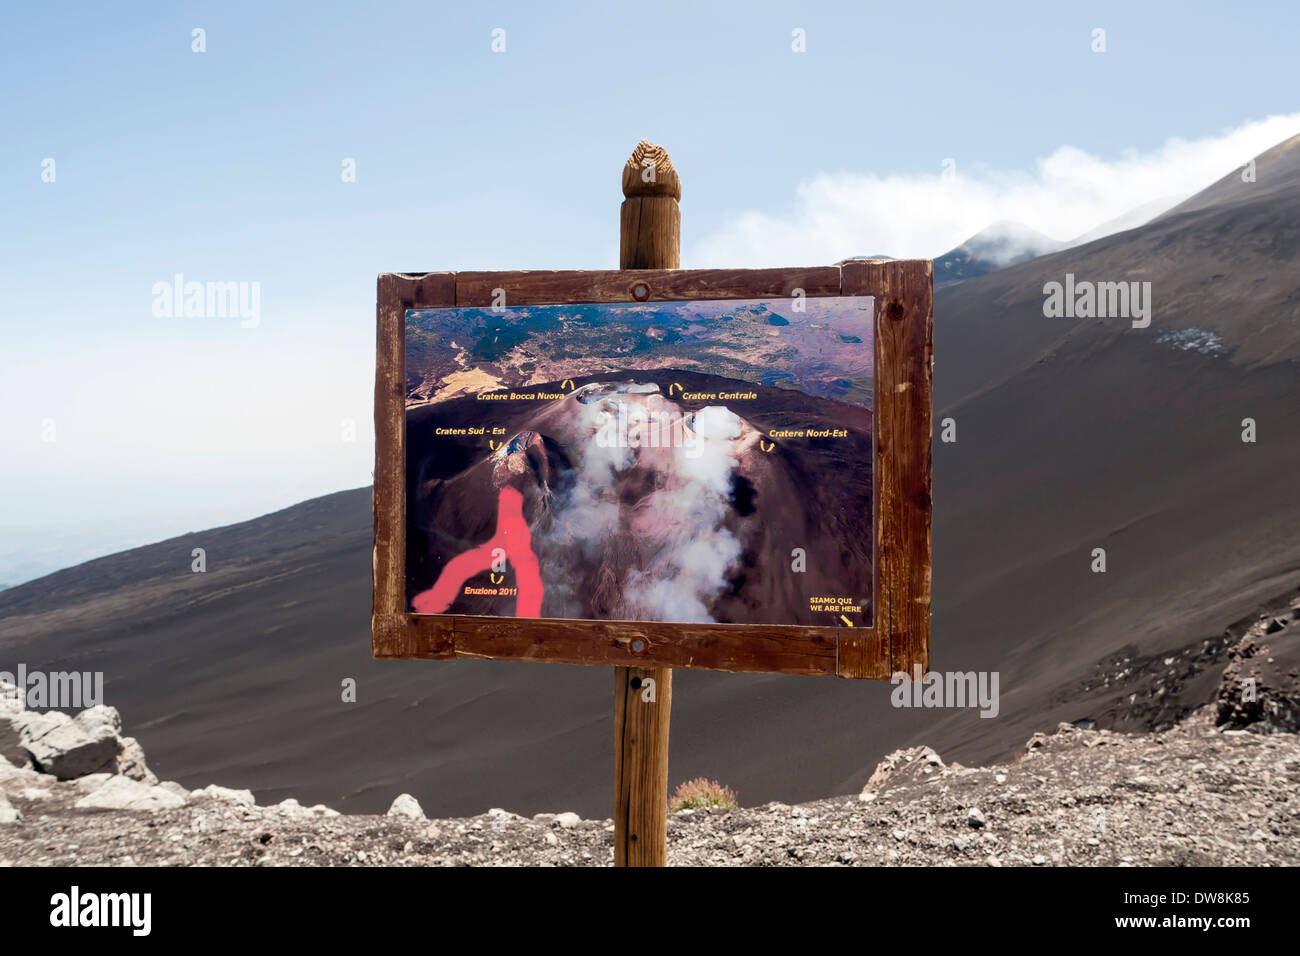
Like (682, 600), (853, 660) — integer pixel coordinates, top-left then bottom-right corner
(411, 487), (543, 617)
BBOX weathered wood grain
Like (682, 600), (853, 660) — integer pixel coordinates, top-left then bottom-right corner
(614, 664), (672, 866)
(448, 615), (838, 675)
(621, 140), (682, 200)
(842, 259), (933, 677)
(372, 272), (455, 659)
(620, 196), (680, 270)
(453, 267), (841, 306)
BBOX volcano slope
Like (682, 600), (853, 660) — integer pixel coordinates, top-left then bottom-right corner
(0, 136), (1298, 820)
(913, 132), (1300, 767)
(406, 370), (872, 626)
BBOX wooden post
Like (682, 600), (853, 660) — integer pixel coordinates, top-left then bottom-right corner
(614, 664), (673, 866)
(620, 140), (681, 270)
(613, 140), (678, 866)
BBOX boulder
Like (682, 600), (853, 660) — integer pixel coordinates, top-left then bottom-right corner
(157, 781), (190, 800)
(387, 794), (425, 820)
(273, 797), (305, 817)
(73, 775), (185, 812)
(0, 714), (31, 767)
(93, 736), (158, 785)
(0, 681), (26, 764)
(16, 709), (122, 780)
(8, 709), (70, 740)
(0, 755), (56, 796)
(190, 785), (256, 807)
(73, 773), (113, 794)
(555, 812), (581, 829)
(74, 705), (123, 737)
(23, 709), (70, 728)
(272, 798), (338, 819)
(862, 745), (946, 797)
(486, 807), (523, 827)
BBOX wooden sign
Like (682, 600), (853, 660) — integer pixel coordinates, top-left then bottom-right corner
(373, 260), (931, 679)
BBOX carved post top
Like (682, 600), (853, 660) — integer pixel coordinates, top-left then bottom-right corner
(622, 140), (682, 200)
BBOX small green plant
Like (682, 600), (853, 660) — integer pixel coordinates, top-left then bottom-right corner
(670, 777), (738, 812)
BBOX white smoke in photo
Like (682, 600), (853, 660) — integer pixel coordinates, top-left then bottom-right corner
(535, 391), (747, 623)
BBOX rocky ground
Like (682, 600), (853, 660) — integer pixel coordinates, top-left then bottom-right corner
(0, 709), (1295, 867)
(1, 606), (1297, 867)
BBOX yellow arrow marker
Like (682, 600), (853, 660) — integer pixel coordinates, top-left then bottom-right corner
(489, 440), (501, 450)
(760, 440), (776, 453)
(839, 614), (854, 627)
(490, 573), (504, 584)
(669, 382), (683, 396)
(561, 379), (575, 391)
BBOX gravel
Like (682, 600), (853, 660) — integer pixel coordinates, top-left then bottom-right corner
(1, 707), (1295, 867)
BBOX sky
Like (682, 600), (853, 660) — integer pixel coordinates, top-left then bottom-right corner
(2, 0), (1299, 584)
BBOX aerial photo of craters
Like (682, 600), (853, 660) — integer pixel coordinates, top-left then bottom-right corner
(404, 296), (874, 627)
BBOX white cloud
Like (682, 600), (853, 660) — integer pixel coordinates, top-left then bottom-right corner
(689, 113), (1300, 266)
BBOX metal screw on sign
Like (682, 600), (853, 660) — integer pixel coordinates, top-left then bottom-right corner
(631, 281), (651, 301)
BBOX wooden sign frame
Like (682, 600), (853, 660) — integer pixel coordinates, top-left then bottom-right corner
(373, 260), (931, 679)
